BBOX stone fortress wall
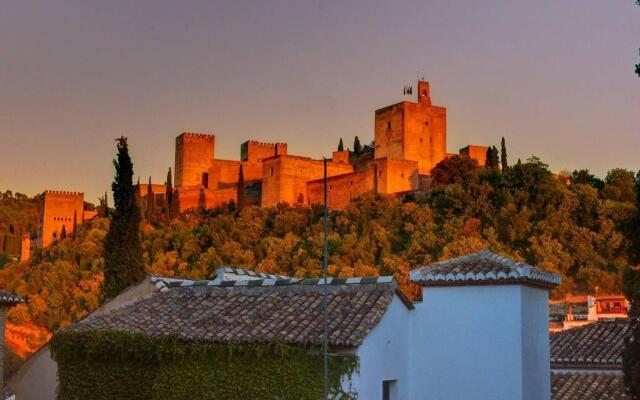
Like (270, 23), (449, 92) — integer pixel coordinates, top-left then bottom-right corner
(143, 80), (490, 212)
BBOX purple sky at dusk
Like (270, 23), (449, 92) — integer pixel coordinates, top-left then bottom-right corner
(1, 0), (639, 203)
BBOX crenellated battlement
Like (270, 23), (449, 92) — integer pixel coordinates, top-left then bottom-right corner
(180, 132), (215, 140)
(43, 190), (84, 197)
(240, 140), (288, 162)
(243, 140), (288, 148)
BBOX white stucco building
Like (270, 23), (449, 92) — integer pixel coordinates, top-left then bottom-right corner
(350, 249), (560, 400)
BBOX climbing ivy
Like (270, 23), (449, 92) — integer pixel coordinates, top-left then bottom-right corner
(50, 329), (358, 400)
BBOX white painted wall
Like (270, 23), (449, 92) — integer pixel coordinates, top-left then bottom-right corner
(342, 284), (551, 400)
(521, 285), (551, 400)
(348, 295), (411, 399)
(407, 284), (551, 400)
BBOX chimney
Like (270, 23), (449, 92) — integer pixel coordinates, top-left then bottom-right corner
(409, 250), (561, 400)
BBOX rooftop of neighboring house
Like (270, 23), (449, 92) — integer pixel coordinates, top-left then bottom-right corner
(550, 319), (634, 369)
(411, 249), (561, 288)
(549, 293), (628, 304)
(549, 319), (636, 400)
(551, 371), (628, 400)
(70, 275), (403, 348)
(0, 291), (23, 306)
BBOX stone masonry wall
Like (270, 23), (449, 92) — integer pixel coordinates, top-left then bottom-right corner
(175, 133), (215, 188)
(307, 168), (374, 209)
(261, 156), (354, 208)
(459, 145), (489, 167)
(39, 191), (85, 248)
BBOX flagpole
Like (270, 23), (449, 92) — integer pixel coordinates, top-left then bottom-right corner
(323, 157), (329, 400)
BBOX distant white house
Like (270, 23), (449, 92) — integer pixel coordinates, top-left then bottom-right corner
(11, 251), (575, 400)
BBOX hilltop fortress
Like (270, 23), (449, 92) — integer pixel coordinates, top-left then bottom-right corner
(18, 80), (486, 260)
(168, 81), (487, 211)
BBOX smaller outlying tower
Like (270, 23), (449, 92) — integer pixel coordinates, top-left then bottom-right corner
(38, 190), (85, 248)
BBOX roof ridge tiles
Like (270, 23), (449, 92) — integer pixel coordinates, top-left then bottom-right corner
(410, 249), (561, 289)
(151, 274), (396, 290)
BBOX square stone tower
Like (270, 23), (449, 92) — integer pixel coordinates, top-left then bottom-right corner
(174, 133), (215, 188)
(374, 81), (447, 175)
(38, 191), (85, 248)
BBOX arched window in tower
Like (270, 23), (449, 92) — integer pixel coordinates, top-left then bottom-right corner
(297, 193), (304, 204)
(269, 167), (274, 177)
(387, 122), (391, 129)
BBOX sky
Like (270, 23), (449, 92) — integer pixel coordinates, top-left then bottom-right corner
(1, 0), (639, 203)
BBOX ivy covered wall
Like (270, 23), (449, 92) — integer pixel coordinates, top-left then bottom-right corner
(50, 329), (358, 400)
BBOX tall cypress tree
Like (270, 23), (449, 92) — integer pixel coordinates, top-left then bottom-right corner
(237, 164), (245, 212)
(145, 177), (154, 224)
(500, 137), (509, 173)
(98, 191), (108, 217)
(338, 138), (344, 152)
(485, 147), (493, 169)
(623, 171), (640, 399)
(102, 137), (145, 300)
(491, 146), (500, 170)
(354, 136), (362, 154)
(485, 147), (500, 170)
(165, 167), (173, 220)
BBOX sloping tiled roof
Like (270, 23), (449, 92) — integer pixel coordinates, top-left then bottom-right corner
(550, 319), (635, 368)
(72, 277), (397, 347)
(410, 249), (561, 288)
(551, 371), (629, 400)
(0, 291), (23, 306)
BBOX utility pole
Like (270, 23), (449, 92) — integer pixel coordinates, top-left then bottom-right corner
(323, 157), (329, 400)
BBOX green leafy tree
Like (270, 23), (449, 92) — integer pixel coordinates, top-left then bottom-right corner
(570, 169), (605, 190)
(431, 155), (479, 185)
(338, 138), (344, 152)
(353, 136), (362, 154)
(500, 137), (509, 173)
(604, 168), (636, 203)
(102, 137), (145, 299)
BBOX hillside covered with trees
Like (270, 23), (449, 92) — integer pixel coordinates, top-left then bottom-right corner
(0, 155), (638, 355)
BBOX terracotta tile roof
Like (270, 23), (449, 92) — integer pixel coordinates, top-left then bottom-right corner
(410, 249), (561, 288)
(0, 291), (23, 306)
(550, 319), (636, 368)
(551, 371), (629, 400)
(71, 278), (398, 348)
